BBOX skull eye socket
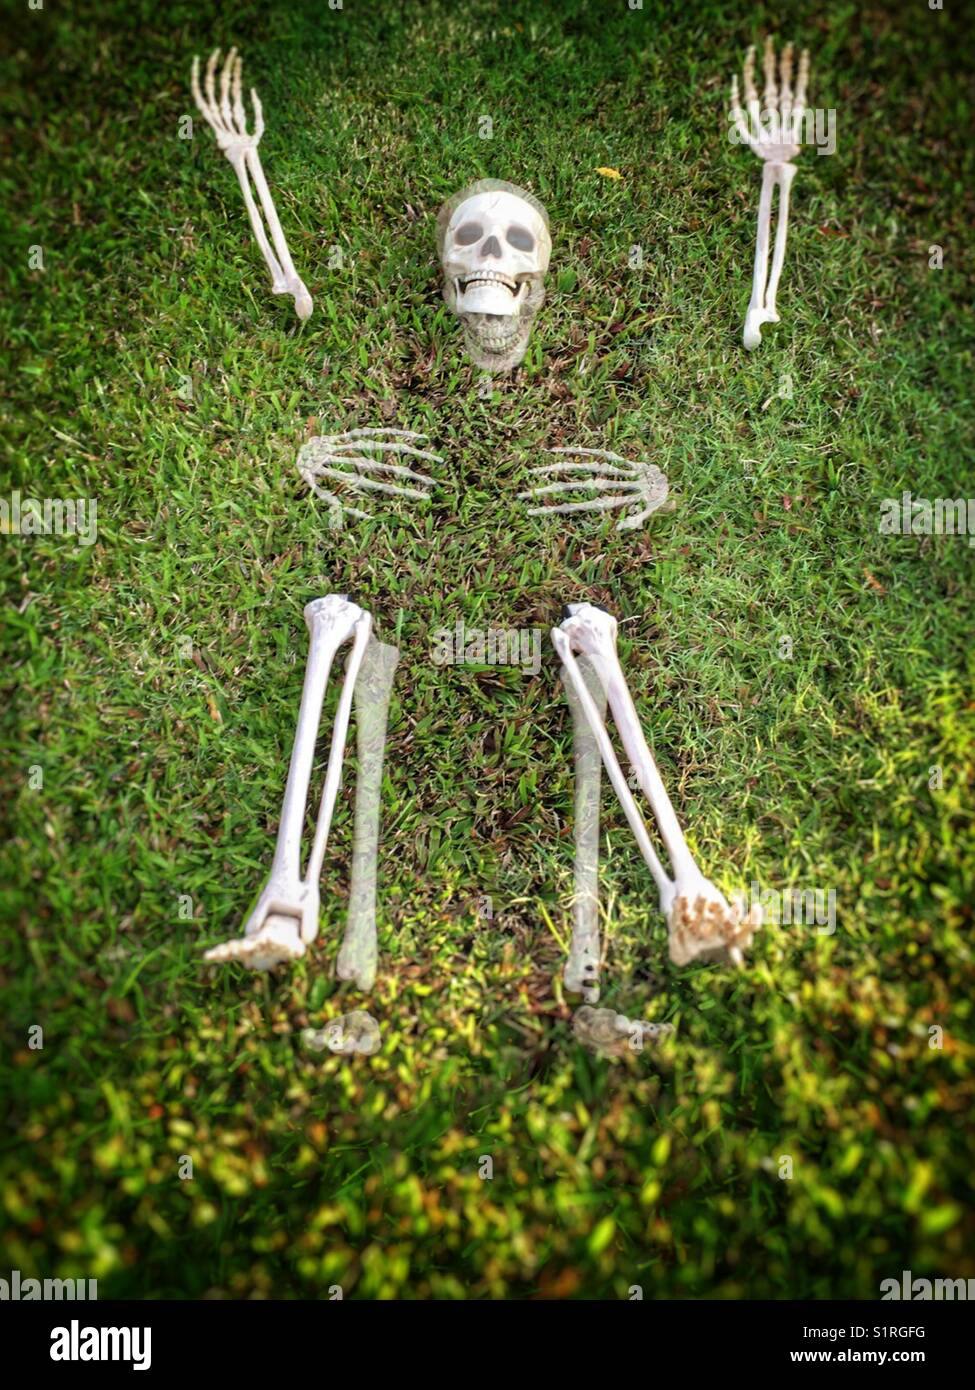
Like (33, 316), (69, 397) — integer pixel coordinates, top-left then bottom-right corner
(506, 224), (535, 252)
(454, 221), (484, 247)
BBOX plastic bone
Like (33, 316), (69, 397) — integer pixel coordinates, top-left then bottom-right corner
(551, 604), (760, 967)
(204, 595), (371, 971)
(302, 1011), (382, 1056)
(297, 428), (440, 525)
(437, 180), (552, 372)
(520, 448), (670, 532)
(335, 636), (399, 991)
(573, 1006), (675, 1058)
(562, 653), (607, 1002)
(729, 36), (810, 349)
(191, 47), (313, 322)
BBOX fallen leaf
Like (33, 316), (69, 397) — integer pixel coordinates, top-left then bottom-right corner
(595, 166), (622, 180)
(863, 568), (887, 596)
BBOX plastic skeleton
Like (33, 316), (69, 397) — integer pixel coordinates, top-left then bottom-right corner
(520, 447), (670, 533)
(191, 48), (313, 323)
(188, 45), (774, 1022)
(730, 36), (811, 350)
(552, 604), (760, 988)
(297, 428), (440, 524)
(204, 595), (398, 987)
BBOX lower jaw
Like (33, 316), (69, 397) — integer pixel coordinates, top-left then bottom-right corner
(463, 322), (530, 371)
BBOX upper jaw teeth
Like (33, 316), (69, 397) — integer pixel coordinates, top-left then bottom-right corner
(458, 270), (518, 293)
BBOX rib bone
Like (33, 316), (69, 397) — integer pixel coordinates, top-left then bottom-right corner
(552, 604), (759, 967)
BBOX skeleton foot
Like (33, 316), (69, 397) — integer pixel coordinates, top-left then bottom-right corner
(730, 37), (811, 349)
(203, 913), (306, 971)
(552, 603), (760, 968)
(667, 889), (759, 968)
(521, 448), (670, 532)
(204, 595), (372, 973)
(573, 1006), (675, 1059)
(191, 47), (313, 322)
(302, 1011), (382, 1056)
(298, 428), (440, 526)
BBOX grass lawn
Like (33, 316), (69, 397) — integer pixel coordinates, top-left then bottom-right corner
(2, 0), (974, 1299)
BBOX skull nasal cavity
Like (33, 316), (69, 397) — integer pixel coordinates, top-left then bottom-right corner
(480, 235), (502, 259)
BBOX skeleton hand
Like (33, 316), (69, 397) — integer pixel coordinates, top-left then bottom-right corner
(520, 448), (670, 533)
(298, 428), (440, 526)
(731, 36), (809, 164)
(729, 37), (811, 350)
(191, 47), (313, 322)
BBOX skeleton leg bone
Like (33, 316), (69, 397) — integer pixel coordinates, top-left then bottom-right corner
(191, 48), (313, 322)
(336, 637), (399, 991)
(552, 604), (759, 967)
(562, 653), (607, 1002)
(204, 595), (370, 971)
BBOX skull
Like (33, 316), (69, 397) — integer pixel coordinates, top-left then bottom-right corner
(437, 179), (552, 372)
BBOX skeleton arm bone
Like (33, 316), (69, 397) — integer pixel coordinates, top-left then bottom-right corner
(191, 48), (312, 322)
(743, 161), (796, 350)
(730, 37), (810, 350)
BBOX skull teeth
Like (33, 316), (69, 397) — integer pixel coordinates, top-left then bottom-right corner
(458, 271), (518, 294)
